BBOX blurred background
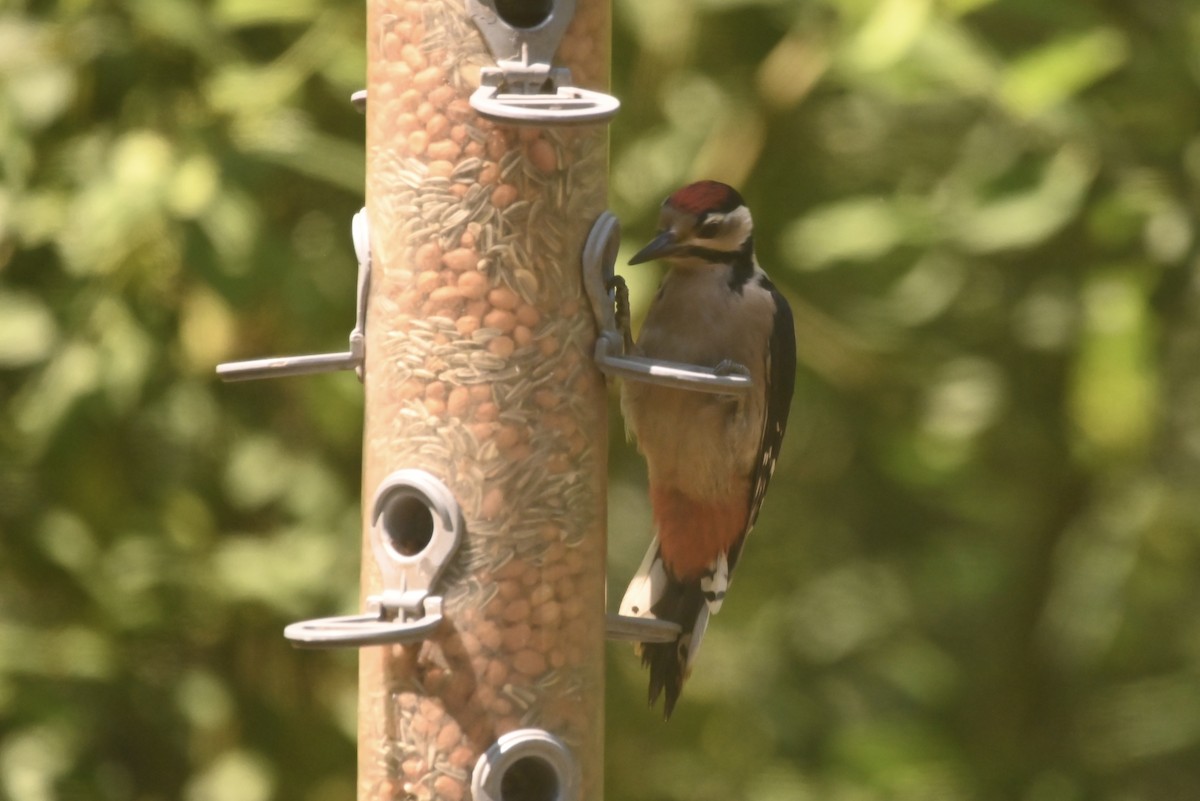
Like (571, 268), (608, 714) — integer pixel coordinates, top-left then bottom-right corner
(3, 0), (1200, 799)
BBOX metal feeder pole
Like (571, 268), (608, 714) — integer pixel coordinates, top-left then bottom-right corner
(358, 1), (613, 799)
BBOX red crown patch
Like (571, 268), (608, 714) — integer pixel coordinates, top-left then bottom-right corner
(667, 181), (744, 215)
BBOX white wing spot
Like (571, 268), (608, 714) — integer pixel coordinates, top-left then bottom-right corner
(700, 552), (730, 614)
(620, 537), (669, 619)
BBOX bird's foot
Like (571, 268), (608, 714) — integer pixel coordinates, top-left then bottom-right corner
(607, 275), (635, 354)
(713, 359), (750, 378)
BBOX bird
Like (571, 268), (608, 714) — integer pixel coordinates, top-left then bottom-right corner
(617, 180), (796, 719)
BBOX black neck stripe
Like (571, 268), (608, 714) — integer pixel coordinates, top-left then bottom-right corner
(677, 239), (755, 292)
(677, 235), (755, 291)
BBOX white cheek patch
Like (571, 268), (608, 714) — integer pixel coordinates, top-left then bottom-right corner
(724, 206), (752, 240)
(700, 213), (726, 233)
(698, 205), (752, 251)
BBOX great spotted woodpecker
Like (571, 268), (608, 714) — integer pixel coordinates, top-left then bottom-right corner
(618, 180), (797, 718)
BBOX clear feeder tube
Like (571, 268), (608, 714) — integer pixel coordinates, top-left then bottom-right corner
(360, 1), (610, 800)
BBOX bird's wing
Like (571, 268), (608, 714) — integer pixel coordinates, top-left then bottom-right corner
(728, 276), (796, 574)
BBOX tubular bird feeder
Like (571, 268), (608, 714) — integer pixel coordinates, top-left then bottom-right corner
(355, 0), (613, 797)
(225, 0), (614, 791)
(217, 0), (755, 797)
(223, 0), (616, 799)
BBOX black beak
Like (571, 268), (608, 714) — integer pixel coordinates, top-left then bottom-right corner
(628, 230), (679, 265)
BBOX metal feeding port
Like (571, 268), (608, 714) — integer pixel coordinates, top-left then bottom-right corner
(472, 729), (580, 801)
(467, 0), (619, 125)
(216, 208), (372, 382)
(582, 211), (753, 396)
(283, 469), (464, 648)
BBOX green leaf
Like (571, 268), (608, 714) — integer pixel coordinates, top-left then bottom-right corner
(953, 146), (1097, 253)
(12, 341), (101, 451)
(0, 292), (57, 368)
(842, 0), (933, 73)
(782, 196), (907, 270)
(213, 0), (322, 28)
(1070, 267), (1158, 457)
(999, 27), (1129, 118)
(184, 751), (275, 801)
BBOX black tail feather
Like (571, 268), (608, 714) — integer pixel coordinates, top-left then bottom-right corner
(643, 640), (686, 718)
(641, 576), (707, 719)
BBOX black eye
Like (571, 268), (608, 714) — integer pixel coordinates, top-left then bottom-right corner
(697, 220), (721, 238)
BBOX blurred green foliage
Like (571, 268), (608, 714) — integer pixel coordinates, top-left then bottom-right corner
(3, 0), (1200, 800)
